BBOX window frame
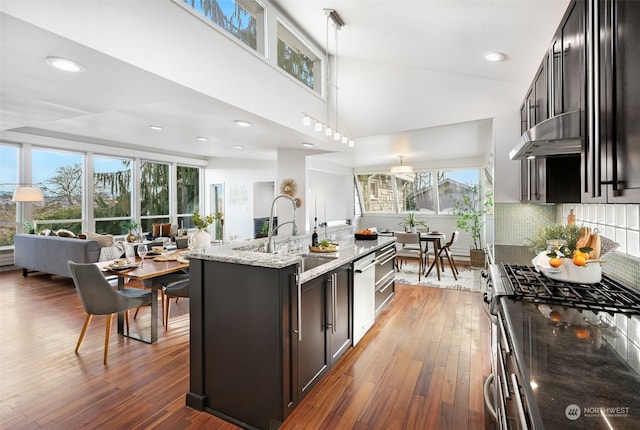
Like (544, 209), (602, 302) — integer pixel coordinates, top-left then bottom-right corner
(276, 20), (323, 94)
(355, 167), (485, 215)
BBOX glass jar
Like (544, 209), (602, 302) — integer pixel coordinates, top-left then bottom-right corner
(546, 239), (567, 252)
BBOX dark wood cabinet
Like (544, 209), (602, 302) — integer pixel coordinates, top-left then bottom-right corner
(186, 259), (299, 429)
(298, 264), (352, 398)
(533, 60), (548, 124)
(583, 0), (640, 202)
(558, 0), (585, 115)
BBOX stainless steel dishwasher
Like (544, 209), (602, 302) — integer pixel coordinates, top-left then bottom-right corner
(352, 253), (376, 345)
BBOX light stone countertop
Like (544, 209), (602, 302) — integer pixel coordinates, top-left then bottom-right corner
(187, 235), (396, 283)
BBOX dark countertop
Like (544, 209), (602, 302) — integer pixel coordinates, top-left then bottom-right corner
(492, 245), (640, 429)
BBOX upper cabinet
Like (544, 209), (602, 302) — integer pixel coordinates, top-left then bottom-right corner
(554, 0), (586, 116)
(517, 0), (640, 203)
(582, 0), (640, 203)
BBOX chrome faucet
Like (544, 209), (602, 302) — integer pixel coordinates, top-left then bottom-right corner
(267, 194), (298, 253)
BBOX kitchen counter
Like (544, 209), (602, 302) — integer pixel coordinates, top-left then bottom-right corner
(186, 234), (397, 429)
(491, 245), (640, 429)
(188, 235), (396, 283)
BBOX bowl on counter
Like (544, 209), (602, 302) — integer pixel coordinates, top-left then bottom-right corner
(354, 233), (378, 240)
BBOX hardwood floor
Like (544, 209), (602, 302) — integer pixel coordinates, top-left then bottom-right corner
(0, 269), (491, 429)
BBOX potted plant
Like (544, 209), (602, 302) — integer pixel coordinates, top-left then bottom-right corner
(192, 211), (223, 248)
(451, 185), (493, 267)
(121, 220), (138, 242)
(398, 212), (427, 233)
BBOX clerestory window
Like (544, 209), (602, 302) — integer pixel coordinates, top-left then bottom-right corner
(180, 0), (264, 53)
(277, 22), (321, 93)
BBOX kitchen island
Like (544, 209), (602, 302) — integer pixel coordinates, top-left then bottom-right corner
(185, 235), (395, 430)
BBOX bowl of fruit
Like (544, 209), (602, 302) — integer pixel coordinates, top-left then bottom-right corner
(532, 228), (603, 284)
(355, 229), (378, 240)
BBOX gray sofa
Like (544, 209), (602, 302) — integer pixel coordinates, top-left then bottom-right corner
(14, 233), (101, 278)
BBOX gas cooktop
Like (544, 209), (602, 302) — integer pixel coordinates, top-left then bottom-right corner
(500, 264), (640, 317)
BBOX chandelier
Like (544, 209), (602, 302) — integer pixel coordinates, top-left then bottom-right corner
(390, 156), (413, 174)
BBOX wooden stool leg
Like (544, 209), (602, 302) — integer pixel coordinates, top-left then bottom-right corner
(104, 314), (112, 365)
(75, 314), (92, 353)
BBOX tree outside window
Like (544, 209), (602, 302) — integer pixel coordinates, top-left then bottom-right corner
(32, 149), (83, 234)
(140, 161), (169, 232)
(94, 156), (132, 234)
(0, 144), (19, 245)
(177, 165), (200, 230)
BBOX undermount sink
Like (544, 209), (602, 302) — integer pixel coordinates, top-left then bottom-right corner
(299, 255), (337, 272)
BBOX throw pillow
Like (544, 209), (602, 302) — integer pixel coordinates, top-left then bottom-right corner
(99, 243), (125, 261)
(85, 231), (114, 248)
(152, 223), (172, 238)
(56, 229), (76, 238)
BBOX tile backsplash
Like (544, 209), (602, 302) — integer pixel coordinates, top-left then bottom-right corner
(494, 202), (640, 288)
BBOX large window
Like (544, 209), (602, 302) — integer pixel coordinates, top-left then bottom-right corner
(140, 161), (170, 232)
(32, 148), (83, 234)
(0, 144), (19, 246)
(181, 0), (264, 53)
(177, 165), (200, 230)
(397, 171), (436, 213)
(94, 156), (132, 234)
(356, 169), (481, 214)
(438, 170), (480, 213)
(356, 174), (395, 213)
(277, 22), (321, 93)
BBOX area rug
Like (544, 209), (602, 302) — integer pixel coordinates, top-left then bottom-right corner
(393, 264), (485, 292)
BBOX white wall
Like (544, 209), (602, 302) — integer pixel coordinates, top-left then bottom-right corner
(206, 158), (276, 241)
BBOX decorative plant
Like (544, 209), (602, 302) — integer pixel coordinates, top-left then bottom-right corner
(525, 223), (584, 254)
(23, 220), (36, 234)
(398, 212), (427, 230)
(193, 210), (215, 229)
(121, 219), (138, 231)
(451, 185), (493, 250)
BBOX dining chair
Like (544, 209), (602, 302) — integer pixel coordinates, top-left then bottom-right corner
(426, 231), (460, 280)
(394, 232), (424, 281)
(68, 261), (152, 364)
(134, 271), (189, 324)
(162, 278), (189, 330)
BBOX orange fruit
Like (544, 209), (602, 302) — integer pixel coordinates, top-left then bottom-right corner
(549, 257), (562, 268)
(573, 326), (590, 339)
(549, 311), (562, 322)
(573, 254), (587, 266)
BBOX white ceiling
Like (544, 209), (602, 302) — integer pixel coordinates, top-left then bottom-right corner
(0, 0), (570, 168)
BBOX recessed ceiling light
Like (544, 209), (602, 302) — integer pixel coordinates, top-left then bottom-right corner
(149, 125), (163, 131)
(197, 136), (209, 141)
(233, 145), (244, 149)
(45, 56), (86, 72)
(483, 51), (505, 62)
(235, 120), (251, 127)
(302, 143), (314, 148)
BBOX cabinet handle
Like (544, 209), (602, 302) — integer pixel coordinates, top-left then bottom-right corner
(483, 373), (498, 422)
(296, 271), (302, 342)
(332, 273), (337, 334)
(511, 373), (529, 430)
(586, 0), (602, 198)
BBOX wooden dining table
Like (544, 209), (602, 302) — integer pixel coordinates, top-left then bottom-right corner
(98, 257), (189, 344)
(388, 231), (448, 281)
(419, 232), (447, 281)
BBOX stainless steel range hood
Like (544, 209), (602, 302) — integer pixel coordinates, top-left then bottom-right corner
(509, 110), (583, 160)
